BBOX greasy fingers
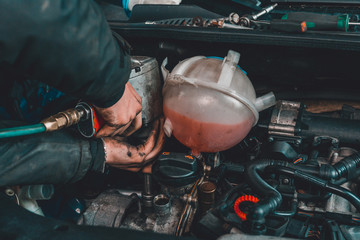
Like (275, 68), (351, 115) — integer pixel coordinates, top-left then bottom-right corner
(126, 118), (166, 174)
(94, 82), (142, 137)
(141, 119), (160, 154)
(104, 138), (151, 168)
(104, 119), (160, 168)
(144, 118), (165, 161)
(123, 129), (165, 173)
(122, 111), (143, 137)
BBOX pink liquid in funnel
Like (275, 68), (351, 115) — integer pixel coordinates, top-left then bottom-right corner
(164, 104), (253, 155)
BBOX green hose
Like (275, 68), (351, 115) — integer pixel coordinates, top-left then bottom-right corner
(0, 123), (46, 139)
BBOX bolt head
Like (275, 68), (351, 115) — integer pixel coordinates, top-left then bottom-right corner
(229, 13), (240, 24)
(239, 17), (251, 27)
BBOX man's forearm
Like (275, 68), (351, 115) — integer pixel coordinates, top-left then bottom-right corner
(0, 122), (105, 187)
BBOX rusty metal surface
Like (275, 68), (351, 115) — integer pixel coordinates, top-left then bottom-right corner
(121, 198), (184, 235)
(78, 189), (140, 228)
(129, 56), (162, 125)
(268, 101), (300, 137)
(78, 188), (191, 235)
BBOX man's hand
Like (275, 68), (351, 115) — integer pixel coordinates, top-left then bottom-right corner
(103, 118), (165, 171)
(94, 82), (142, 137)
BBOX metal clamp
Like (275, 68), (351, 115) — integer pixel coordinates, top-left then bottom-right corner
(268, 100), (301, 137)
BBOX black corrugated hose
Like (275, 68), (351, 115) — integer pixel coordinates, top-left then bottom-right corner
(245, 153), (360, 234)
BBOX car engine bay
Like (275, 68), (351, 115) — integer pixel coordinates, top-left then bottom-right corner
(2, 1), (360, 240)
(74, 97), (360, 240)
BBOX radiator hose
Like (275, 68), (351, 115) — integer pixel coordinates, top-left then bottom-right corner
(273, 166), (360, 212)
(245, 159), (287, 234)
(245, 153), (360, 234)
(319, 152), (360, 181)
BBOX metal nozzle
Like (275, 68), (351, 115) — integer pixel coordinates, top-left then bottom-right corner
(41, 108), (84, 132)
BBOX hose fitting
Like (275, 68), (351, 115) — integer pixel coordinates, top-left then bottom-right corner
(41, 108), (84, 132)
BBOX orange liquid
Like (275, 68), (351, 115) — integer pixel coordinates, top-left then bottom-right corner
(163, 104), (253, 154)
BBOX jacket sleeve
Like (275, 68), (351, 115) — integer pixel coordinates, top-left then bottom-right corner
(0, 0), (130, 108)
(0, 121), (105, 187)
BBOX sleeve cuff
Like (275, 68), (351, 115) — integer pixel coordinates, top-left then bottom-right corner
(92, 34), (131, 109)
(92, 84), (126, 108)
(89, 139), (106, 173)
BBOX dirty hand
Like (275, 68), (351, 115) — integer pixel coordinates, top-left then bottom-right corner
(94, 82), (142, 137)
(103, 118), (165, 171)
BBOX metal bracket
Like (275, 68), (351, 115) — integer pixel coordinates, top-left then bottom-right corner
(268, 100), (301, 137)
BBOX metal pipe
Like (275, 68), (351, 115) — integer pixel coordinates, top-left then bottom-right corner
(198, 181), (216, 215)
(176, 177), (202, 236)
(142, 174), (154, 208)
(252, 4), (278, 20)
(153, 194), (171, 216)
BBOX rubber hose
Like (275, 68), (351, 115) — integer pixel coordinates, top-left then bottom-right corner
(281, 191), (331, 201)
(275, 166), (360, 212)
(217, 184), (248, 226)
(245, 159), (320, 223)
(0, 124), (46, 139)
(334, 168), (360, 185)
(273, 198), (297, 217)
(266, 165), (332, 201)
(241, 156), (360, 228)
(220, 183), (248, 204)
(320, 152), (360, 180)
(246, 160), (285, 224)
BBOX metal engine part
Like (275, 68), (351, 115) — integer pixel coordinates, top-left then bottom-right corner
(268, 100), (301, 138)
(267, 100), (360, 144)
(129, 56), (162, 125)
(76, 99), (360, 239)
(78, 152), (202, 235)
(153, 194), (171, 216)
(293, 147), (359, 216)
(142, 173), (154, 209)
(198, 181), (216, 215)
(121, 196), (185, 234)
(78, 188), (188, 234)
(78, 189), (141, 227)
(325, 148), (358, 214)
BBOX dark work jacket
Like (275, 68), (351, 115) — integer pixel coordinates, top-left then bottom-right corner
(0, 0), (131, 187)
